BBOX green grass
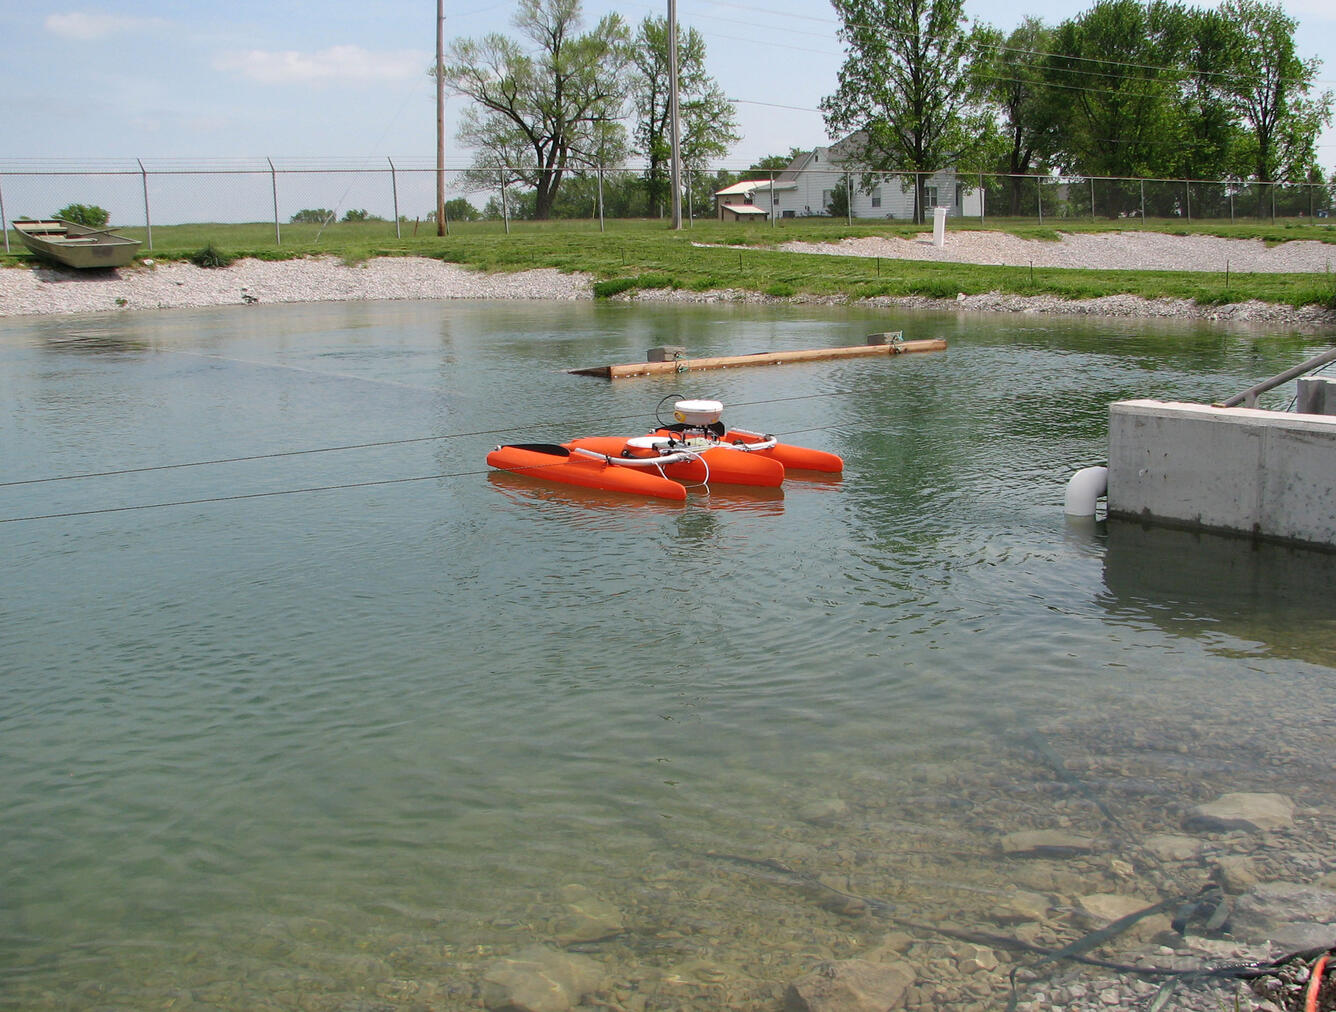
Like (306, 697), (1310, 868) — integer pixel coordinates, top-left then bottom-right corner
(4, 216), (1335, 309)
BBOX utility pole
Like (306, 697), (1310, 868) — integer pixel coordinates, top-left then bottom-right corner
(668, 0), (682, 229)
(436, 0), (446, 236)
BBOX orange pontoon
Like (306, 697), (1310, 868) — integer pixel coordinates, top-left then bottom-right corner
(487, 399), (842, 500)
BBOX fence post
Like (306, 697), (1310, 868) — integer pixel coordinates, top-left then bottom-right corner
(1185, 180), (1191, 222)
(137, 158), (153, 251)
(770, 170), (776, 228)
(597, 165), (605, 233)
(0, 175), (8, 254)
(1140, 180), (1145, 223)
(501, 171), (510, 235)
(1271, 182), (1275, 223)
(979, 173), (985, 225)
(1090, 177), (1095, 222)
(268, 157), (281, 247)
(846, 173), (852, 225)
(388, 157), (401, 239)
(1230, 188), (1234, 224)
(687, 167), (693, 226)
(1037, 175), (1043, 225)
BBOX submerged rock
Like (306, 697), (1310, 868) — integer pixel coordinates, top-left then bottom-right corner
(1230, 882), (1336, 950)
(1185, 793), (1295, 833)
(1000, 829), (1097, 857)
(549, 884), (623, 946)
(481, 945), (604, 1012)
(784, 958), (915, 1012)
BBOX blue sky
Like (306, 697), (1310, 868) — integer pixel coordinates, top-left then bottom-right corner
(2, 0), (1332, 172)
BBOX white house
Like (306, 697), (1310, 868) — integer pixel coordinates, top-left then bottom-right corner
(720, 138), (984, 221)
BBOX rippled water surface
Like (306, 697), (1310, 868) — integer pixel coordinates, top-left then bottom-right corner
(2, 300), (1333, 1009)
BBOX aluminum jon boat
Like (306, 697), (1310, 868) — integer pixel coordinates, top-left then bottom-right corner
(12, 219), (141, 269)
(487, 399), (843, 500)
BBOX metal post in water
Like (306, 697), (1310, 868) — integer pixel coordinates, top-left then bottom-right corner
(268, 157), (280, 246)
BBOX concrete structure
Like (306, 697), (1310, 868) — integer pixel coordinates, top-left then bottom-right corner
(1107, 400), (1336, 550)
(1297, 376), (1336, 415)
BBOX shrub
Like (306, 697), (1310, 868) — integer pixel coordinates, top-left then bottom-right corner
(54, 203), (109, 227)
(592, 274), (675, 298)
(189, 244), (234, 269)
(290, 208), (335, 225)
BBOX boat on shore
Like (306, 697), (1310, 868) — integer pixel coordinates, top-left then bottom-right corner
(487, 399), (843, 500)
(12, 219), (140, 269)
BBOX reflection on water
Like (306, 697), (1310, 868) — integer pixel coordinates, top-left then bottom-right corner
(2, 299), (1335, 1010)
(1099, 518), (1336, 667)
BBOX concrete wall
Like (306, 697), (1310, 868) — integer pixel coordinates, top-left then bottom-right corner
(1108, 400), (1336, 549)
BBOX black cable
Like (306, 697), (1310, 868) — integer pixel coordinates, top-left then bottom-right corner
(1, 389), (861, 489)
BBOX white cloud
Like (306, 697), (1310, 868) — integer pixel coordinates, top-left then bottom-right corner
(214, 46), (426, 86)
(45, 11), (167, 40)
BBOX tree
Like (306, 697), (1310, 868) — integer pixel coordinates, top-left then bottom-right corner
(54, 203), (109, 227)
(822, 0), (994, 223)
(825, 176), (851, 217)
(443, 0), (631, 220)
(442, 197), (481, 222)
(977, 18), (1059, 215)
(341, 209), (383, 222)
(1220, 0), (1333, 193)
(1041, 0), (1188, 213)
(629, 16), (738, 217)
(747, 149), (804, 174)
(290, 208), (335, 224)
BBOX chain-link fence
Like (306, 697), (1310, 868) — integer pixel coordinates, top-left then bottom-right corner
(3, 159), (1333, 252)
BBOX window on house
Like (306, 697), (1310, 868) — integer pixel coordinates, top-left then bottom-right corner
(926, 186), (938, 207)
(821, 189), (833, 208)
(871, 188), (881, 208)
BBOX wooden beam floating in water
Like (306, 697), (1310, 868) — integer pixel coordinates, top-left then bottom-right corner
(571, 338), (947, 379)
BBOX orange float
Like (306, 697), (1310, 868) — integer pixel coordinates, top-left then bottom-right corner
(487, 400), (842, 499)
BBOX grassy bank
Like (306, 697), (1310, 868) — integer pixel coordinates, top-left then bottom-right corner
(5, 217), (1335, 309)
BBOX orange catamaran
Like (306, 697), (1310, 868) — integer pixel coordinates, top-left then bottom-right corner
(487, 400), (842, 501)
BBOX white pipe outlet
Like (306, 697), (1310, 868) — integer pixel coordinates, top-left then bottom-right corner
(1064, 465), (1109, 516)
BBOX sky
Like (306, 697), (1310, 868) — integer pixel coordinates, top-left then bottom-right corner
(1, 1), (1333, 210)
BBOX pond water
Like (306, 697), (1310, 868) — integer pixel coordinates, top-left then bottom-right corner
(2, 299), (1333, 1010)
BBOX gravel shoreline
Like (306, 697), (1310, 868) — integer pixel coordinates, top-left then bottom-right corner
(1, 231), (1334, 326)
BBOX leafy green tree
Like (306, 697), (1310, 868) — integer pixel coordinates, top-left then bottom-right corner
(341, 209), (383, 222)
(822, 0), (995, 223)
(290, 208), (335, 224)
(629, 16), (738, 217)
(1042, 0), (1186, 213)
(54, 203), (109, 227)
(443, 0), (631, 220)
(825, 176), (851, 217)
(442, 197), (482, 222)
(977, 18), (1059, 215)
(747, 150), (804, 174)
(1220, 0), (1333, 193)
